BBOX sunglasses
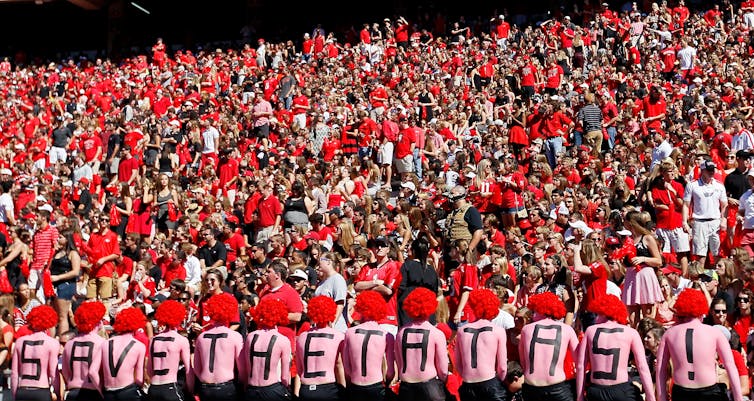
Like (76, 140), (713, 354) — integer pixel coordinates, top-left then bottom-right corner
(738, 297), (750, 303)
(714, 309), (727, 314)
(179, 298), (190, 302)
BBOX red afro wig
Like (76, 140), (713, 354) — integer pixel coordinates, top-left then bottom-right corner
(307, 296), (338, 327)
(403, 287), (438, 321)
(74, 301), (106, 333)
(588, 295), (628, 325)
(155, 300), (187, 328)
(468, 289), (500, 321)
(355, 290), (387, 322)
(27, 305), (58, 332)
(112, 307), (146, 333)
(206, 293), (238, 325)
(528, 292), (566, 320)
(253, 298), (289, 329)
(674, 289), (709, 318)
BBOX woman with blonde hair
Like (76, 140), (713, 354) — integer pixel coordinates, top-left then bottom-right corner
(716, 258), (743, 299)
(514, 265), (542, 308)
(622, 210), (663, 326)
(571, 238), (609, 329)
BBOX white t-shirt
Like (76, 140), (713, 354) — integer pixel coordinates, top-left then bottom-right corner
(683, 178), (726, 219)
(677, 46), (697, 70)
(740, 189), (754, 229)
(202, 126), (220, 154)
(0, 193), (13, 224)
(184, 255), (202, 288)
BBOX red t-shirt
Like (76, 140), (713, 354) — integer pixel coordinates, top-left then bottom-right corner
(260, 284), (304, 347)
(582, 261), (607, 311)
(355, 260), (402, 325)
(257, 195), (282, 228)
(87, 230), (120, 278)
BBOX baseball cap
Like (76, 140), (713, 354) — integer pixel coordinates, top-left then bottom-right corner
(737, 149), (752, 159)
(373, 236), (390, 248)
(700, 160), (717, 171)
(605, 237), (620, 246)
(304, 231), (320, 241)
(290, 269), (309, 281)
(38, 204), (53, 213)
(700, 269), (719, 281)
(78, 177), (90, 185)
(661, 265), (682, 275)
(400, 181), (416, 192)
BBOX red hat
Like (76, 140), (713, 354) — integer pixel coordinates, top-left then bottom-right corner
(155, 300), (187, 328)
(578, 145), (591, 152)
(304, 231), (320, 241)
(469, 289), (500, 321)
(403, 287), (438, 321)
(252, 298), (289, 329)
(27, 305), (58, 332)
(674, 289), (709, 318)
(355, 290), (387, 322)
(588, 294), (628, 324)
(528, 292), (566, 320)
(113, 307), (147, 333)
(225, 215), (239, 225)
(74, 301), (106, 333)
(605, 237), (620, 246)
(206, 293), (238, 325)
(518, 219), (532, 230)
(308, 295), (338, 327)
(661, 264), (682, 275)
(78, 177), (89, 185)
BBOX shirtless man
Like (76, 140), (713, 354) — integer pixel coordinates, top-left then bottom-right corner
(62, 301), (107, 401)
(656, 289), (743, 401)
(576, 295), (655, 401)
(193, 293), (244, 401)
(454, 288), (507, 401)
(12, 305), (60, 401)
(238, 298), (292, 401)
(148, 300), (192, 401)
(395, 287), (448, 401)
(343, 290), (395, 401)
(519, 292), (578, 401)
(101, 307), (147, 401)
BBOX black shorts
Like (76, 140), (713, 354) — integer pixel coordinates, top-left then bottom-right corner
(459, 378), (506, 401)
(586, 382), (641, 401)
(671, 384), (727, 401)
(197, 381), (236, 401)
(298, 382), (341, 401)
(254, 124), (270, 139)
(348, 382), (385, 401)
(522, 381), (574, 401)
(398, 379), (447, 401)
(104, 384), (143, 401)
(67, 388), (103, 401)
(16, 387), (52, 401)
(147, 383), (185, 401)
(521, 86), (535, 100)
(244, 382), (292, 401)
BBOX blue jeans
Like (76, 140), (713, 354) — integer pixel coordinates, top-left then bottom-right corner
(545, 136), (563, 169)
(606, 126), (617, 149)
(413, 148), (422, 179)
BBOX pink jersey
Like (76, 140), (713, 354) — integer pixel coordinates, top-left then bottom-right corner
(518, 318), (578, 386)
(147, 330), (192, 385)
(239, 328), (292, 387)
(62, 332), (105, 392)
(343, 321), (395, 386)
(11, 332), (59, 396)
(454, 319), (507, 383)
(656, 319), (743, 401)
(193, 325), (243, 385)
(395, 321), (449, 383)
(576, 320), (655, 401)
(101, 333), (146, 390)
(296, 327), (344, 385)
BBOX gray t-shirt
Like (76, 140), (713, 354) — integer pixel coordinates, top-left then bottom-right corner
(314, 273), (349, 332)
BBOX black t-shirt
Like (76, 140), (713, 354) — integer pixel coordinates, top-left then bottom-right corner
(725, 168), (749, 200)
(199, 241), (227, 267)
(52, 126), (72, 148)
(464, 204), (483, 233)
(107, 132), (122, 159)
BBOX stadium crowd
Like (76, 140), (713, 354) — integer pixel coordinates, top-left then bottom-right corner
(5, 0), (754, 400)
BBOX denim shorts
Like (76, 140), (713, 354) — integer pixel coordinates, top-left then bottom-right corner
(56, 281), (77, 300)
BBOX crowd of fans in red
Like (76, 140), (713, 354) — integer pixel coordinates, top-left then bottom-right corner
(5, 0), (754, 399)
